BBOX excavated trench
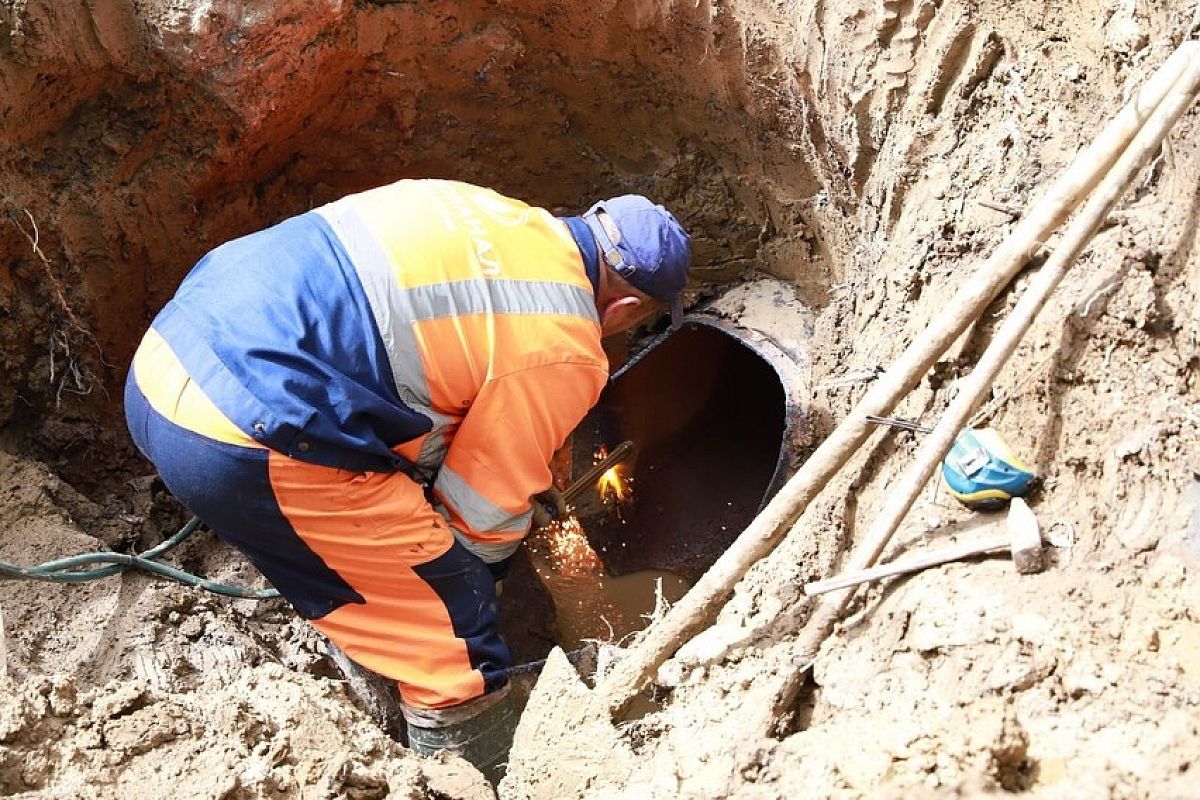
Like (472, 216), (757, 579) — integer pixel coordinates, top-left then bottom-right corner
(0, 2), (843, 796)
(2, 0), (833, 679)
(0, 1), (836, 446)
(6, 2), (1200, 799)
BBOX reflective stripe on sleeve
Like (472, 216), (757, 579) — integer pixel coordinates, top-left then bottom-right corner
(415, 420), (452, 475)
(434, 465), (534, 535)
(446, 525), (522, 565)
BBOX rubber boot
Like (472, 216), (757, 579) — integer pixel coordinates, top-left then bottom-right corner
(403, 685), (518, 785)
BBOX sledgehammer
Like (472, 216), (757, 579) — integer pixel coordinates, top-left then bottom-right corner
(803, 498), (1043, 596)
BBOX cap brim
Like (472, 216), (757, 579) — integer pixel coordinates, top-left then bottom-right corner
(668, 295), (685, 329)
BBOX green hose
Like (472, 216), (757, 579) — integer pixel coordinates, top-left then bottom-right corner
(0, 516), (280, 600)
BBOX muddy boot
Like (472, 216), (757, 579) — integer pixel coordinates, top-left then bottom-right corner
(403, 685), (517, 785)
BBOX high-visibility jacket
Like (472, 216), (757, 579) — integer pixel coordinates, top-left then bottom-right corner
(149, 179), (608, 563)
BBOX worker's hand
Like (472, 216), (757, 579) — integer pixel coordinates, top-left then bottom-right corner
(530, 485), (567, 528)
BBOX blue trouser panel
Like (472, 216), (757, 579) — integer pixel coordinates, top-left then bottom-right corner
(124, 372), (365, 619)
(413, 555), (511, 695)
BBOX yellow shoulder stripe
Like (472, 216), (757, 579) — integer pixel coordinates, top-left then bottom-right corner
(131, 329), (260, 448)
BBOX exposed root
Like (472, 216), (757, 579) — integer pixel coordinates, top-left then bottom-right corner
(48, 328), (95, 407)
(7, 206), (108, 404)
(646, 576), (673, 625)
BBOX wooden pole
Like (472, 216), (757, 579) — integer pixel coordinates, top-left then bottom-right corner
(784, 47), (1200, 692)
(802, 534), (1010, 596)
(592, 40), (1200, 719)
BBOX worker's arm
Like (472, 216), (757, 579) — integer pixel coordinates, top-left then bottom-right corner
(431, 361), (607, 574)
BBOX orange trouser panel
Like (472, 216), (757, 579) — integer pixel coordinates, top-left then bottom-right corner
(268, 456), (490, 707)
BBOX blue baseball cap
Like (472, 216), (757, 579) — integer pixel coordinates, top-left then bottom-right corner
(581, 195), (691, 326)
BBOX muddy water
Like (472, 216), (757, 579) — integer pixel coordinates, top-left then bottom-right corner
(542, 569), (691, 651)
(524, 518), (691, 650)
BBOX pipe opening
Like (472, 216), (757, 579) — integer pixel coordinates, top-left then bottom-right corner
(574, 323), (787, 582)
(500, 302), (811, 665)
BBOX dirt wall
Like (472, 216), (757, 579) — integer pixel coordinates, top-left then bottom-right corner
(0, 0), (820, 435)
(505, 1), (1200, 798)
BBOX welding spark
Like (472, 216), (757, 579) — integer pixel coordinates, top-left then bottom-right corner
(597, 464), (631, 504)
(535, 514), (604, 576)
(593, 443), (633, 510)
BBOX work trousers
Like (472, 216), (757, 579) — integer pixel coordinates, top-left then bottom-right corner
(123, 331), (510, 709)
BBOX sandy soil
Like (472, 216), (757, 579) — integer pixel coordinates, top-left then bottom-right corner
(2, 0), (1200, 798)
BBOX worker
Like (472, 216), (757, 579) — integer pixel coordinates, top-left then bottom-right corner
(122, 178), (691, 779)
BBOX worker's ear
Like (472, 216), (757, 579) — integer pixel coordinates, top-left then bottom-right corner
(599, 295), (645, 335)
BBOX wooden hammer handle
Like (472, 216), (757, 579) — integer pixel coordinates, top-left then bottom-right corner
(804, 533), (1010, 596)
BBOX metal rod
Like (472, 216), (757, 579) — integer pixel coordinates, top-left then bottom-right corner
(864, 415), (934, 434)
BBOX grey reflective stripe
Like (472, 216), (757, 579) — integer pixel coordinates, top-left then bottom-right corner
(416, 418), (451, 470)
(399, 279), (598, 323)
(435, 465), (533, 534)
(402, 682), (512, 727)
(316, 203), (436, 415)
(450, 526), (521, 565)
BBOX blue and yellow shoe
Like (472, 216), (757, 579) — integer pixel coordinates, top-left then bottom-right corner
(942, 428), (1035, 510)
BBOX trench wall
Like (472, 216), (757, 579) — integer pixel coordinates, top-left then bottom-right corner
(1, 0), (1194, 456)
(0, 0), (816, 429)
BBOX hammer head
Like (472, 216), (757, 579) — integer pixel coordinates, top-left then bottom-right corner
(1007, 497), (1044, 574)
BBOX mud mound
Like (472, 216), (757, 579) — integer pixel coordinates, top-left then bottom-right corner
(0, 444), (494, 798)
(0, 667), (491, 799)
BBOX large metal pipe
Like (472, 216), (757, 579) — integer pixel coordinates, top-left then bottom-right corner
(571, 279), (815, 581)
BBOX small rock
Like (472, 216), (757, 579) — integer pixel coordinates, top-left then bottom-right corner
(46, 678), (77, 715)
(260, 662), (287, 680)
(178, 615), (205, 640)
(1105, 14), (1148, 55)
(1046, 522), (1075, 548)
(656, 659), (685, 688)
